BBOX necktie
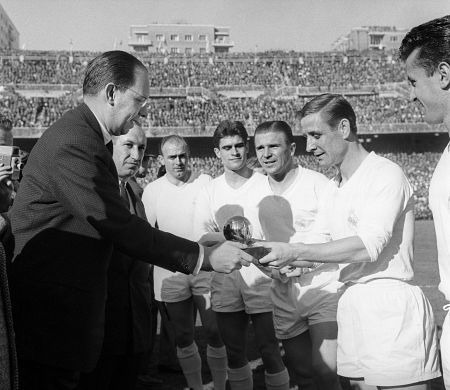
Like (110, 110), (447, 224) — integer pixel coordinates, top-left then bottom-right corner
(106, 141), (113, 155)
(119, 181), (130, 209)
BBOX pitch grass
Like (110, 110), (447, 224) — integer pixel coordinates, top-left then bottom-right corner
(138, 220), (446, 389)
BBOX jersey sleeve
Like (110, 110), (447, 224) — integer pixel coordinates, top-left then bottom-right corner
(357, 164), (413, 262)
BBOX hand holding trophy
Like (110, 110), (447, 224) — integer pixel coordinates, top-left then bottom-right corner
(223, 216), (271, 263)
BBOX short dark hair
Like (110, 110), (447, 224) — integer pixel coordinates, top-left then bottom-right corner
(254, 121), (294, 144)
(159, 135), (190, 156)
(296, 94), (357, 134)
(83, 50), (147, 96)
(213, 120), (248, 149)
(399, 15), (450, 76)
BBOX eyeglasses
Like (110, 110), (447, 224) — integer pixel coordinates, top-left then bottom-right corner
(116, 84), (150, 108)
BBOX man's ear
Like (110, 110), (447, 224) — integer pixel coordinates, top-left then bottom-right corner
(290, 142), (296, 156)
(105, 83), (116, 106)
(339, 118), (351, 140)
(214, 147), (221, 159)
(157, 155), (165, 165)
(437, 61), (450, 90)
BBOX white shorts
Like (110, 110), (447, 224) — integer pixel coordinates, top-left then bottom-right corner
(211, 264), (272, 314)
(271, 275), (342, 340)
(337, 279), (441, 386)
(440, 307), (450, 389)
(160, 271), (212, 303)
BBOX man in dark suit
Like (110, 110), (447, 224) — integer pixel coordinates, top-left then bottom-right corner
(8, 50), (253, 390)
(77, 124), (152, 390)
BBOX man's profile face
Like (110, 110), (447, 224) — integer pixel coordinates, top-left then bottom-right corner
(300, 112), (346, 168)
(112, 67), (150, 136)
(160, 140), (190, 181)
(254, 131), (295, 177)
(214, 135), (248, 172)
(405, 48), (447, 125)
(112, 124), (147, 180)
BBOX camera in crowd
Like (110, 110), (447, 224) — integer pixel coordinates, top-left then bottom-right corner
(0, 146), (23, 181)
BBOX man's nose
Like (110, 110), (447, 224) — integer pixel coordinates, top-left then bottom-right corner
(306, 137), (315, 153)
(138, 104), (148, 118)
(131, 147), (141, 160)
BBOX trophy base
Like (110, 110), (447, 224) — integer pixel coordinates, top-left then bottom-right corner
(243, 246), (271, 262)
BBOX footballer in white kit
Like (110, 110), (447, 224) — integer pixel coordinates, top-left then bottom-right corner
(258, 95), (440, 389)
(194, 120), (289, 390)
(253, 120), (343, 390)
(142, 135), (227, 390)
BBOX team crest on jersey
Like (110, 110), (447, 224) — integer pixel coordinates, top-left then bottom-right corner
(347, 210), (358, 229)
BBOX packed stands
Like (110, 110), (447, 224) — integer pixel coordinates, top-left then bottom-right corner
(0, 50), (405, 87)
(0, 95), (425, 129)
(0, 49), (443, 219)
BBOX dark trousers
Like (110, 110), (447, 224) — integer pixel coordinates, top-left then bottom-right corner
(77, 352), (145, 390)
(156, 300), (179, 368)
(19, 359), (81, 390)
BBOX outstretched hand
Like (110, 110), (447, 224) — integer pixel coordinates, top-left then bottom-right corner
(202, 240), (254, 273)
(253, 241), (301, 268)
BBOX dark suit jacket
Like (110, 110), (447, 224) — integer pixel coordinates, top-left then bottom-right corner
(102, 181), (152, 356)
(8, 103), (200, 372)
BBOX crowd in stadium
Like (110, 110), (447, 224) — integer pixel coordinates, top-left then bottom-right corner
(0, 51), (405, 87)
(0, 49), (425, 130)
(0, 50), (434, 221)
(0, 94), (424, 129)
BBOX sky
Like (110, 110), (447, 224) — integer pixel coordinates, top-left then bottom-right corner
(1, 0), (450, 53)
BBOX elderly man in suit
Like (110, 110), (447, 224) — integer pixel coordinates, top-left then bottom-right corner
(77, 124), (152, 390)
(8, 50), (253, 390)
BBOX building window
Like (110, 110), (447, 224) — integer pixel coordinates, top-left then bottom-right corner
(170, 34), (179, 41)
(171, 47), (179, 54)
(156, 34), (164, 41)
(199, 34), (206, 41)
(185, 47), (192, 54)
(199, 47), (206, 53)
(185, 34), (193, 41)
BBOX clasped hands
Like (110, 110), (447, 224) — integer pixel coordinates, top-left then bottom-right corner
(200, 233), (315, 277)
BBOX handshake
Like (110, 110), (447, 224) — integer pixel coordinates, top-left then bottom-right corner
(200, 216), (313, 275)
